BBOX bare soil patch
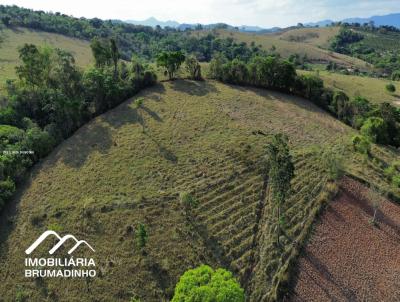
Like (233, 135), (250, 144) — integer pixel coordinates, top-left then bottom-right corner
(291, 177), (400, 302)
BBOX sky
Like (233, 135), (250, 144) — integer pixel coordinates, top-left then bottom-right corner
(1, 0), (399, 28)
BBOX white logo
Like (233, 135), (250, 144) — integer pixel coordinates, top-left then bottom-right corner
(25, 230), (95, 255)
(24, 230), (97, 278)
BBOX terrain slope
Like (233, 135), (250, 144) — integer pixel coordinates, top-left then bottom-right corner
(0, 80), (398, 301)
(0, 27), (92, 84)
(291, 177), (400, 301)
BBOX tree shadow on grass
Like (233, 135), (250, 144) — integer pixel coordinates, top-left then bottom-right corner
(58, 123), (114, 168)
(171, 79), (218, 96)
(59, 92), (165, 168)
(145, 133), (177, 163)
(228, 84), (328, 115)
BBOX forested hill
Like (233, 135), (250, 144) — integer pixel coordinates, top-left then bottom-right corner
(0, 5), (265, 61)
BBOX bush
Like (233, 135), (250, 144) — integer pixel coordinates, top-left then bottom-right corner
(392, 175), (400, 188)
(392, 71), (400, 81)
(135, 223), (148, 249)
(179, 192), (198, 210)
(185, 55), (202, 80)
(386, 83), (396, 93)
(352, 135), (371, 155)
(360, 117), (388, 144)
(134, 98), (144, 109)
(322, 149), (343, 181)
(0, 178), (16, 209)
(172, 265), (245, 302)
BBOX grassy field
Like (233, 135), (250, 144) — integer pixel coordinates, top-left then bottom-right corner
(193, 27), (371, 71)
(0, 27), (92, 85)
(299, 70), (400, 105)
(0, 79), (398, 301)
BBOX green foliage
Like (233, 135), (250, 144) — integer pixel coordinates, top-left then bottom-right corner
(185, 55), (202, 80)
(360, 117), (388, 144)
(330, 28), (364, 54)
(172, 265), (245, 302)
(265, 134), (294, 243)
(136, 223), (148, 249)
(0, 178), (15, 208)
(383, 161), (400, 188)
(352, 135), (371, 155)
(386, 83), (396, 93)
(15, 286), (28, 302)
(392, 175), (400, 188)
(392, 71), (400, 81)
(157, 51), (185, 80)
(0, 42), (156, 214)
(134, 98), (144, 109)
(211, 54), (296, 91)
(179, 192), (199, 211)
(322, 149), (343, 181)
(0, 5), (265, 62)
(294, 74), (324, 104)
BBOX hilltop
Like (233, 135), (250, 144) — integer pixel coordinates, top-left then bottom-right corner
(0, 79), (399, 301)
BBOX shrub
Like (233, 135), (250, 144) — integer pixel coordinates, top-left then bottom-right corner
(172, 265), (245, 302)
(392, 175), (400, 188)
(179, 192), (199, 210)
(392, 71), (400, 81)
(351, 135), (371, 155)
(136, 223), (148, 249)
(0, 178), (16, 209)
(323, 149), (343, 181)
(185, 55), (202, 80)
(134, 98), (144, 109)
(360, 117), (388, 144)
(386, 83), (396, 93)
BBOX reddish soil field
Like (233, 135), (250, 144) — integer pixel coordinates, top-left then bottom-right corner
(291, 177), (400, 302)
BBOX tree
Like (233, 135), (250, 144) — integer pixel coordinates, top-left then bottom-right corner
(136, 223), (148, 249)
(185, 55), (202, 80)
(265, 134), (294, 244)
(360, 117), (388, 144)
(90, 38), (111, 68)
(110, 38), (119, 77)
(352, 135), (371, 155)
(331, 91), (351, 123)
(208, 53), (227, 80)
(172, 265), (245, 302)
(386, 83), (396, 93)
(391, 71), (400, 81)
(156, 51), (185, 80)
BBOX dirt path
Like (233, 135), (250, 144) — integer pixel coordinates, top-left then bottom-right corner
(291, 177), (400, 302)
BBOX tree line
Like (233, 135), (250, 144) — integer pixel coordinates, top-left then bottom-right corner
(0, 5), (265, 62)
(0, 40), (156, 212)
(208, 54), (400, 151)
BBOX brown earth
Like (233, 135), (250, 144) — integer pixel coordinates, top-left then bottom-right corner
(291, 177), (400, 302)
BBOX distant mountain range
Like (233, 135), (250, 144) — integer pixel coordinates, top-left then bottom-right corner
(125, 17), (280, 33)
(306, 13), (400, 28)
(126, 13), (400, 32)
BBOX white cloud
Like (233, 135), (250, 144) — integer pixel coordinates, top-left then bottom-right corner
(0, 0), (399, 27)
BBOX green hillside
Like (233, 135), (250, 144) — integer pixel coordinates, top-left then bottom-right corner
(0, 27), (92, 84)
(299, 70), (400, 105)
(0, 80), (397, 301)
(197, 28), (371, 71)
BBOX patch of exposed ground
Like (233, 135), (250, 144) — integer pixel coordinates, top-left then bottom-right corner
(291, 177), (400, 302)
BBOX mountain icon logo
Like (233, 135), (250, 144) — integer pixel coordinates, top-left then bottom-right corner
(25, 230), (95, 255)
